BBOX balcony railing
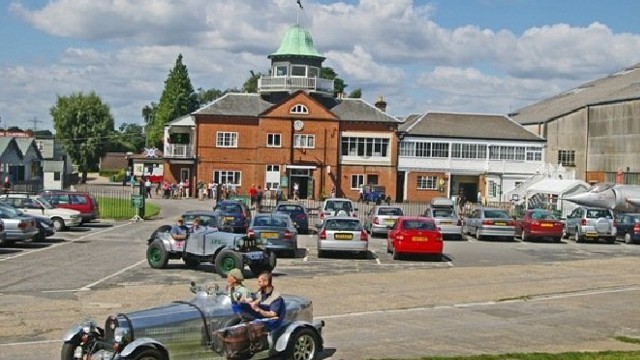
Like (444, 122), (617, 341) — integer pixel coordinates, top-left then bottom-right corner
(258, 76), (334, 94)
(164, 144), (194, 158)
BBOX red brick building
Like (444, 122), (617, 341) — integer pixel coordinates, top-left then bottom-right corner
(163, 24), (399, 200)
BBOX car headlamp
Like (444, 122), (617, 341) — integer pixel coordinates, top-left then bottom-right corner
(113, 327), (129, 343)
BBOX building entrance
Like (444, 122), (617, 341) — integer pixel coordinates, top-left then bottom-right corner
(288, 168), (313, 199)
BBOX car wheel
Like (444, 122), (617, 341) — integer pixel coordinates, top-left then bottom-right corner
(562, 227), (569, 239)
(625, 233), (633, 244)
(392, 247), (401, 260)
(215, 249), (243, 277)
(573, 228), (583, 243)
(475, 229), (483, 241)
(317, 249), (326, 258)
(131, 348), (165, 360)
(553, 237), (562, 243)
(147, 240), (169, 269)
(52, 217), (65, 232)
(61, 342), (77, 360)
(32, 231), (45, 242)
(521, 231), (528, 242)
(284, 327), (320, 360)
(606, 236), (615, 244)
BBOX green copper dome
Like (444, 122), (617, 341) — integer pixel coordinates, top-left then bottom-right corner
(269, 24), (324, 59)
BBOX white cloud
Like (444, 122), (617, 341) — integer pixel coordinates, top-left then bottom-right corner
(3, 0), (640, 130)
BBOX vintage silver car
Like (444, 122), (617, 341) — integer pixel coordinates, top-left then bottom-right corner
(62, 282), (325, 360)
(147, 228), (276, 276)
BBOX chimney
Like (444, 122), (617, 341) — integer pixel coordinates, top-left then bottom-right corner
(375, 96), (387, 112)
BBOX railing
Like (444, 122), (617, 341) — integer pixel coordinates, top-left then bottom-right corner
(164, 144), (194, 158)
(258, 76), (334, 94)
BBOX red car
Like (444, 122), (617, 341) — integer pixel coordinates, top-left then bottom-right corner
(386, 216), (443, 260)
(515, 209), (564, 242)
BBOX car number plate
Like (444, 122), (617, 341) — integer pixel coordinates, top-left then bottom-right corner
(225, 216), (234, 221)
(334, 233), (353, 240)
(541, 223), (553, 227)
(244, 251), (265, 260)
(494, 222), (506, 226)
(586, 232), (598, 237)
(384, 219), (396, 224)
(412, 236), (428, 242)
(261, 232), (278, 239)
(440, 221), (452, 225)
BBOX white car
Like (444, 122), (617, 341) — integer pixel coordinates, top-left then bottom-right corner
(317, 216), (368, 258)
(0, 195), (82, 231)
(318, 198), (358, 227)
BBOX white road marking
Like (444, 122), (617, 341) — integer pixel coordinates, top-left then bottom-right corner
(0, 222), (132, 263)
(42, 259), (149, 293)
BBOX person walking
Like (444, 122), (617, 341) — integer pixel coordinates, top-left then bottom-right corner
(144, 178), (152, 199)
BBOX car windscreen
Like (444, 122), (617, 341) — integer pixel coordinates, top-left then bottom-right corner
(483, 210), (510, 219)
(324, 219), (361, 231)
(35, 197), (54, 209)
(432, 208), (455, 217)
(326, 201), (353, 211)
(530, 211), (558, 220)
(378, 207), (403, 216)
(403, 220), (436, 230)
(276, 205), (304, 214)
(216, 203), (242, 214)
(253, 216), (289, 227)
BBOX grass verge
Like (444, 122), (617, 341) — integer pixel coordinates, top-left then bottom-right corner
(384, 351), (640, 360)
(97, 197), (161, 220)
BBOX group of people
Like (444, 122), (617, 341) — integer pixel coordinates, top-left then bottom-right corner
(159, 179), (193, 199)
(225, 268), (285, 326)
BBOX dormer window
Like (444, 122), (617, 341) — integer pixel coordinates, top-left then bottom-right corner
(290, 104), (308, 114)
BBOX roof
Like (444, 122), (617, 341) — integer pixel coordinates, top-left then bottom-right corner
(404, 112), (544, 142)
(167, 115), (194, 126)
(526, 179), (590, 195)
(510, 63), (640, 125)
(330, 98), (400, 124)
(14, 138), (37, 156)
(194, 93), (273, 116)
(269, 24), (324, 60)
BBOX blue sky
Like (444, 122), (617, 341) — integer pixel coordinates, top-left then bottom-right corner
(1, 0), (640, 131)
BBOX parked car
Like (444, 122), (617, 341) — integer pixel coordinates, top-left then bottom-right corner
(0, 204), (38, 244)
(316, 216), (368, 258)
(213, 200), (252, 233)
(386, 216), (443, 260)
(0, 195), (82, 231)
(318, 198), (358, 227)
(463, 207), (516, 241)
(31, 213), (56, 241)
(0, 220), (6, 246)
(40, 190), (100, 223)
(515, 209), (564, 243)
(364, 205), (403, 237)
(423, 197), (463, 240)
(62, 281), (324, 360)
(564, 206), (616, 243)
(274, 202), (309, 234)
(615, 213), (640, 244)
(249, 213), (298, 257)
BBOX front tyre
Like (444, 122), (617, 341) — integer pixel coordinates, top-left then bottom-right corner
(284, 328), (320, 360)
(215, 249), (243, 277)
(147, 241), (169, 269)
(131, 348), (165, 360)
(61, 342), (78, 360)
(52, 217), (66, 232)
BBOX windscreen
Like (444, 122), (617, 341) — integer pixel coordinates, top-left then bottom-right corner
(403, 220), (436, 231)
(325, 219), (361, 231)
(378, 207), (403, 216)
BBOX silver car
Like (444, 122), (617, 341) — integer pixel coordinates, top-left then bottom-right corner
(249, 213), (298, 257)
(564, 206), (616, 243)
(423, 205), (463, 240)
(463, 207), (515, 241)
(364, 205), (403, 237)
(0, 204), (38, 244)
(317, 216), (368, 258)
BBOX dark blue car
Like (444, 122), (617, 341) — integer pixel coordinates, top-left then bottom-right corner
(615, 213), (640, 244)
(213, 200), (252, 233)
(274, 202), (309, 234)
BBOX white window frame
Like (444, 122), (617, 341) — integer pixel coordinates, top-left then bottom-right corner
(294, 134), (315, 149)
(351, 174), (364, 189)
(214, 171), (241, 186)
(267, 133), (282, 147)
(274, 64), (288, 77)
(290, 104), (308, 114)
(417, 175), (437, 190)
(216, 132), (238, 148)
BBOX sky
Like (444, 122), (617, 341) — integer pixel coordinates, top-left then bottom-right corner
(2, 0), (640, 132)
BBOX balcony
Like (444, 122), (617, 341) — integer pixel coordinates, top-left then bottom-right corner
(164, 143), (194, 158)
(258, 76), (334, 95)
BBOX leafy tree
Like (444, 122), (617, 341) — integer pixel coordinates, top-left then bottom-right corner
(142, 102), (157, 125)
(348, 88), (362, 98)
(321, 67), (347, 96)
(33, 129), (54, 138)
(146, 54), (198, 147)
(108, 123), (145, 153)
(50, 91), (114, 183)
(242, 71), (263, 93)
(196, 87), (225, 106)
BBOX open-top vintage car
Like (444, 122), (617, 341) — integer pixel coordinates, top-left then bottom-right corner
(147, 228), (276, 277)
(62, 282), (325, 360)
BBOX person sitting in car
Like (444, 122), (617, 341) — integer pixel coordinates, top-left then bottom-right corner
(171, 218), (188, 240)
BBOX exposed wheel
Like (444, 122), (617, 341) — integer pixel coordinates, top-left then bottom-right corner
(284, 327), (320, 360)
(131, 348), (165, 360)
(215, 249), (243, 277)
(147, 240), (169, 269)
(52, 217), (65, 232)
(184, 257), (200, 269)
(61, 342), (77, 360)
(625, 233), (633, 244)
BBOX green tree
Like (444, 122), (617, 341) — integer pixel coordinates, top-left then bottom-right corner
(321, 67), (347, 96)
(195, 87), (225, 106)
(147, 54), (198, 147)
(348, 88), (362, 98)
(242, 71), (263, 93)
(50, 91), (114, 183)
(109, 123), (145, 153)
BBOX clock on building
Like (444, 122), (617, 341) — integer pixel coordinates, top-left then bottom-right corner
(294, 120), (304, 131)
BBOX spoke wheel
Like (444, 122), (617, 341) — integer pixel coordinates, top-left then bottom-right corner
(285, 328), (319, 360)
